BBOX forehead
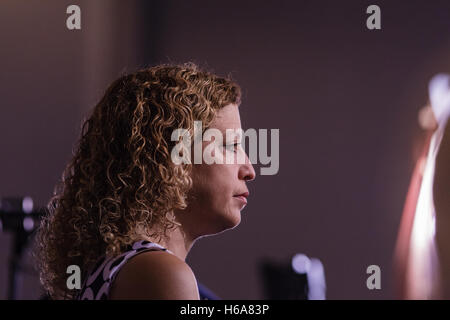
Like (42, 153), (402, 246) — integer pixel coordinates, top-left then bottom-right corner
(210, 104), (242, 132)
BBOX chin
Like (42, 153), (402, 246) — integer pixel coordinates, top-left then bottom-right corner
(221, 211), (242, 231)
(208, 211), (242, 235)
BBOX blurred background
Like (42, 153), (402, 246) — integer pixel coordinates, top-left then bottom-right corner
(1, 0), (450, 299)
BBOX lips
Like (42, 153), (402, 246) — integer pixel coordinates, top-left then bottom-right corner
(234, 191), (249, 198)
(233, 191), (249, 205)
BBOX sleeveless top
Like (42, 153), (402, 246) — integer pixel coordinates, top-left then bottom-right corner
(76, 240), (173, 300)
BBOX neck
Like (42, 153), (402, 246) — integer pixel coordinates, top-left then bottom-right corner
(142, 225), (196, 262)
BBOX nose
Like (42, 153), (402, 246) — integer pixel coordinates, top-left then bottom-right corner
(239, 154), (256, 182)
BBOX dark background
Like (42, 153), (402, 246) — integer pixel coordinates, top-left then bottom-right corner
(1, 0), (450, 299)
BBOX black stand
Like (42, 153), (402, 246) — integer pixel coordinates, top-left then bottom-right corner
(7, 229), (31, 300)
(1, 209), (43, 300)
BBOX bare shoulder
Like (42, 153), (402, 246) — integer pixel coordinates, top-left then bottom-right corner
(109, 250), (200, 300)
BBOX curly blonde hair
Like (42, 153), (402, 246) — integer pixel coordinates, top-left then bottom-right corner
(34, 63), (241, 299)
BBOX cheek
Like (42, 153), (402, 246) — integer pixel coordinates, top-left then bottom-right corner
(193, 165), (236, 205)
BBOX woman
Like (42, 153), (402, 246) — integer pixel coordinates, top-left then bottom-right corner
(34, 63), (256, 300)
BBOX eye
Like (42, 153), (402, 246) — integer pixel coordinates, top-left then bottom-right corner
(224, 143), (240, 153)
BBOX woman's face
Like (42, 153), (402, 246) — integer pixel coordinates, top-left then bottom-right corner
(178, 103), (256, 239)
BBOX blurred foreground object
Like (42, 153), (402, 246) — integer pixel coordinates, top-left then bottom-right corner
(394, 74), (450, 299)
